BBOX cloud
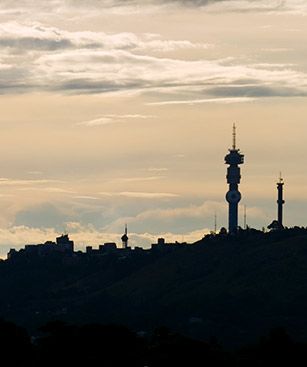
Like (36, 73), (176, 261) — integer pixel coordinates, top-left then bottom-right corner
(206, 85), (307, 98)
(0, 198), (218, 259)
(202, 0), (287, 13)
(18, 187), (76, 194)
(148, 97), (255, 106)
(100, 191), (178, 198)
(148, 167), (169, 172)
(77, 114), (156, 127)
(0, 225), (59, 257)
(103, 200), (226, 233)
(0, 22), (208, 53)
(73, 195), (100, 200)
(1, 1), (305, 14)
(0, 222), (210, 258)
(33, 51), (307, 98)
(108, 176), (166, 183)
(0, 37), (73, 51)
(0, 178), (64, 186)
(0, 192), (277, 258)
(102, 198), (272, 235)
(14, 203), (72, 229)
(114, 0), (307, 14)
(34, 1), (307, 14)
(27, 171), (43, 175)
(0, 0), (306, 19)
(0, 21), (306, 101)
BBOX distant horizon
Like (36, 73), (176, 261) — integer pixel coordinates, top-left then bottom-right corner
(0, 0), (306, 257)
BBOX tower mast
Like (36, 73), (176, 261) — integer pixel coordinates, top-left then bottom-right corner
(225, 124), (244, 234)
(232, 123), (236, 150)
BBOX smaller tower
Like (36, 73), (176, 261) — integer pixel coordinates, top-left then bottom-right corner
(277, 173), (285, 228)
(121, 224), (129, 249)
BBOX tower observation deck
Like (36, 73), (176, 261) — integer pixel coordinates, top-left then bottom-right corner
(225, 124), (244, 234)
(121, 224), (129, 249)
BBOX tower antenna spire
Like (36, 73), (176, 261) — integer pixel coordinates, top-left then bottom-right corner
(232, 123), (236, 150)
(279, 171), (283, 183)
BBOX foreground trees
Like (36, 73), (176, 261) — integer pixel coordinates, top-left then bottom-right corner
(1, 320), (307, 366)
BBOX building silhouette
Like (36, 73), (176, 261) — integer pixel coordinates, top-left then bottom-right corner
(7, 234), (74, 260)
(225, 124), (244, 234)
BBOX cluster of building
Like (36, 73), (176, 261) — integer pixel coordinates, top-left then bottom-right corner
(7, 231), (188, 261)
(7, 234), (74, 260)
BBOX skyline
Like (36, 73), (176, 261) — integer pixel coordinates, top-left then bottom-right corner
(0, 0), (307, 256)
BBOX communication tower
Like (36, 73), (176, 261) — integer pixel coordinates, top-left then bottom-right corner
(225, 124), (244, 234)
(121, 224), (129, 249)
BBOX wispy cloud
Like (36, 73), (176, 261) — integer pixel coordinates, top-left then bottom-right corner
(41, 49), (307, 98)
(73, 195), (99, 200)
(27, 171), (43, 175)
(0, 178), (64, 186)
(100, 191), (179, 198)
(148, 97), (255, 106)
(0, 22), (209, 53)
(18, 187), (76, 194)
(0, 21), (306, 101)
(1, 1), (306, 15)
(77, 114), (156, 127)
(103, 200), (226, 233)
(148, 167), (169, 172)
(109, 176), (166, 183)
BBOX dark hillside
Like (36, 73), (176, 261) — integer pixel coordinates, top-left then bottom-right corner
(1, 228), (307, 346)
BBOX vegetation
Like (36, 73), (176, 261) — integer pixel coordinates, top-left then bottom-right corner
(1, 320), (307, 366)
(1, 227), (307, 347)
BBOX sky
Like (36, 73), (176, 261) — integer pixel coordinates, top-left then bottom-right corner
(0, 0), (306, 256)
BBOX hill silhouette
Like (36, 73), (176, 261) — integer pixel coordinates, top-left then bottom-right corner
(1, 227), (307, 346)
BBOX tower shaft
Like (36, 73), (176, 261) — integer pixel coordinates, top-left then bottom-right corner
(228, 201), (239, 233)
(277, 177), (285, 227)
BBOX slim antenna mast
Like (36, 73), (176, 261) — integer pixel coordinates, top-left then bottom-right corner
(232, 123), (236, 150)
(243, 205), (247, 230)
(214, 212), (217, 233)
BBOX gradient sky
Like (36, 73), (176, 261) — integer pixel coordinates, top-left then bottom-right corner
(0, 0), (306, 256)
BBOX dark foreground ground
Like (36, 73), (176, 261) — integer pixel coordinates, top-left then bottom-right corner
(1, 319), (307, 366)
(1, 227), (307, 350)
